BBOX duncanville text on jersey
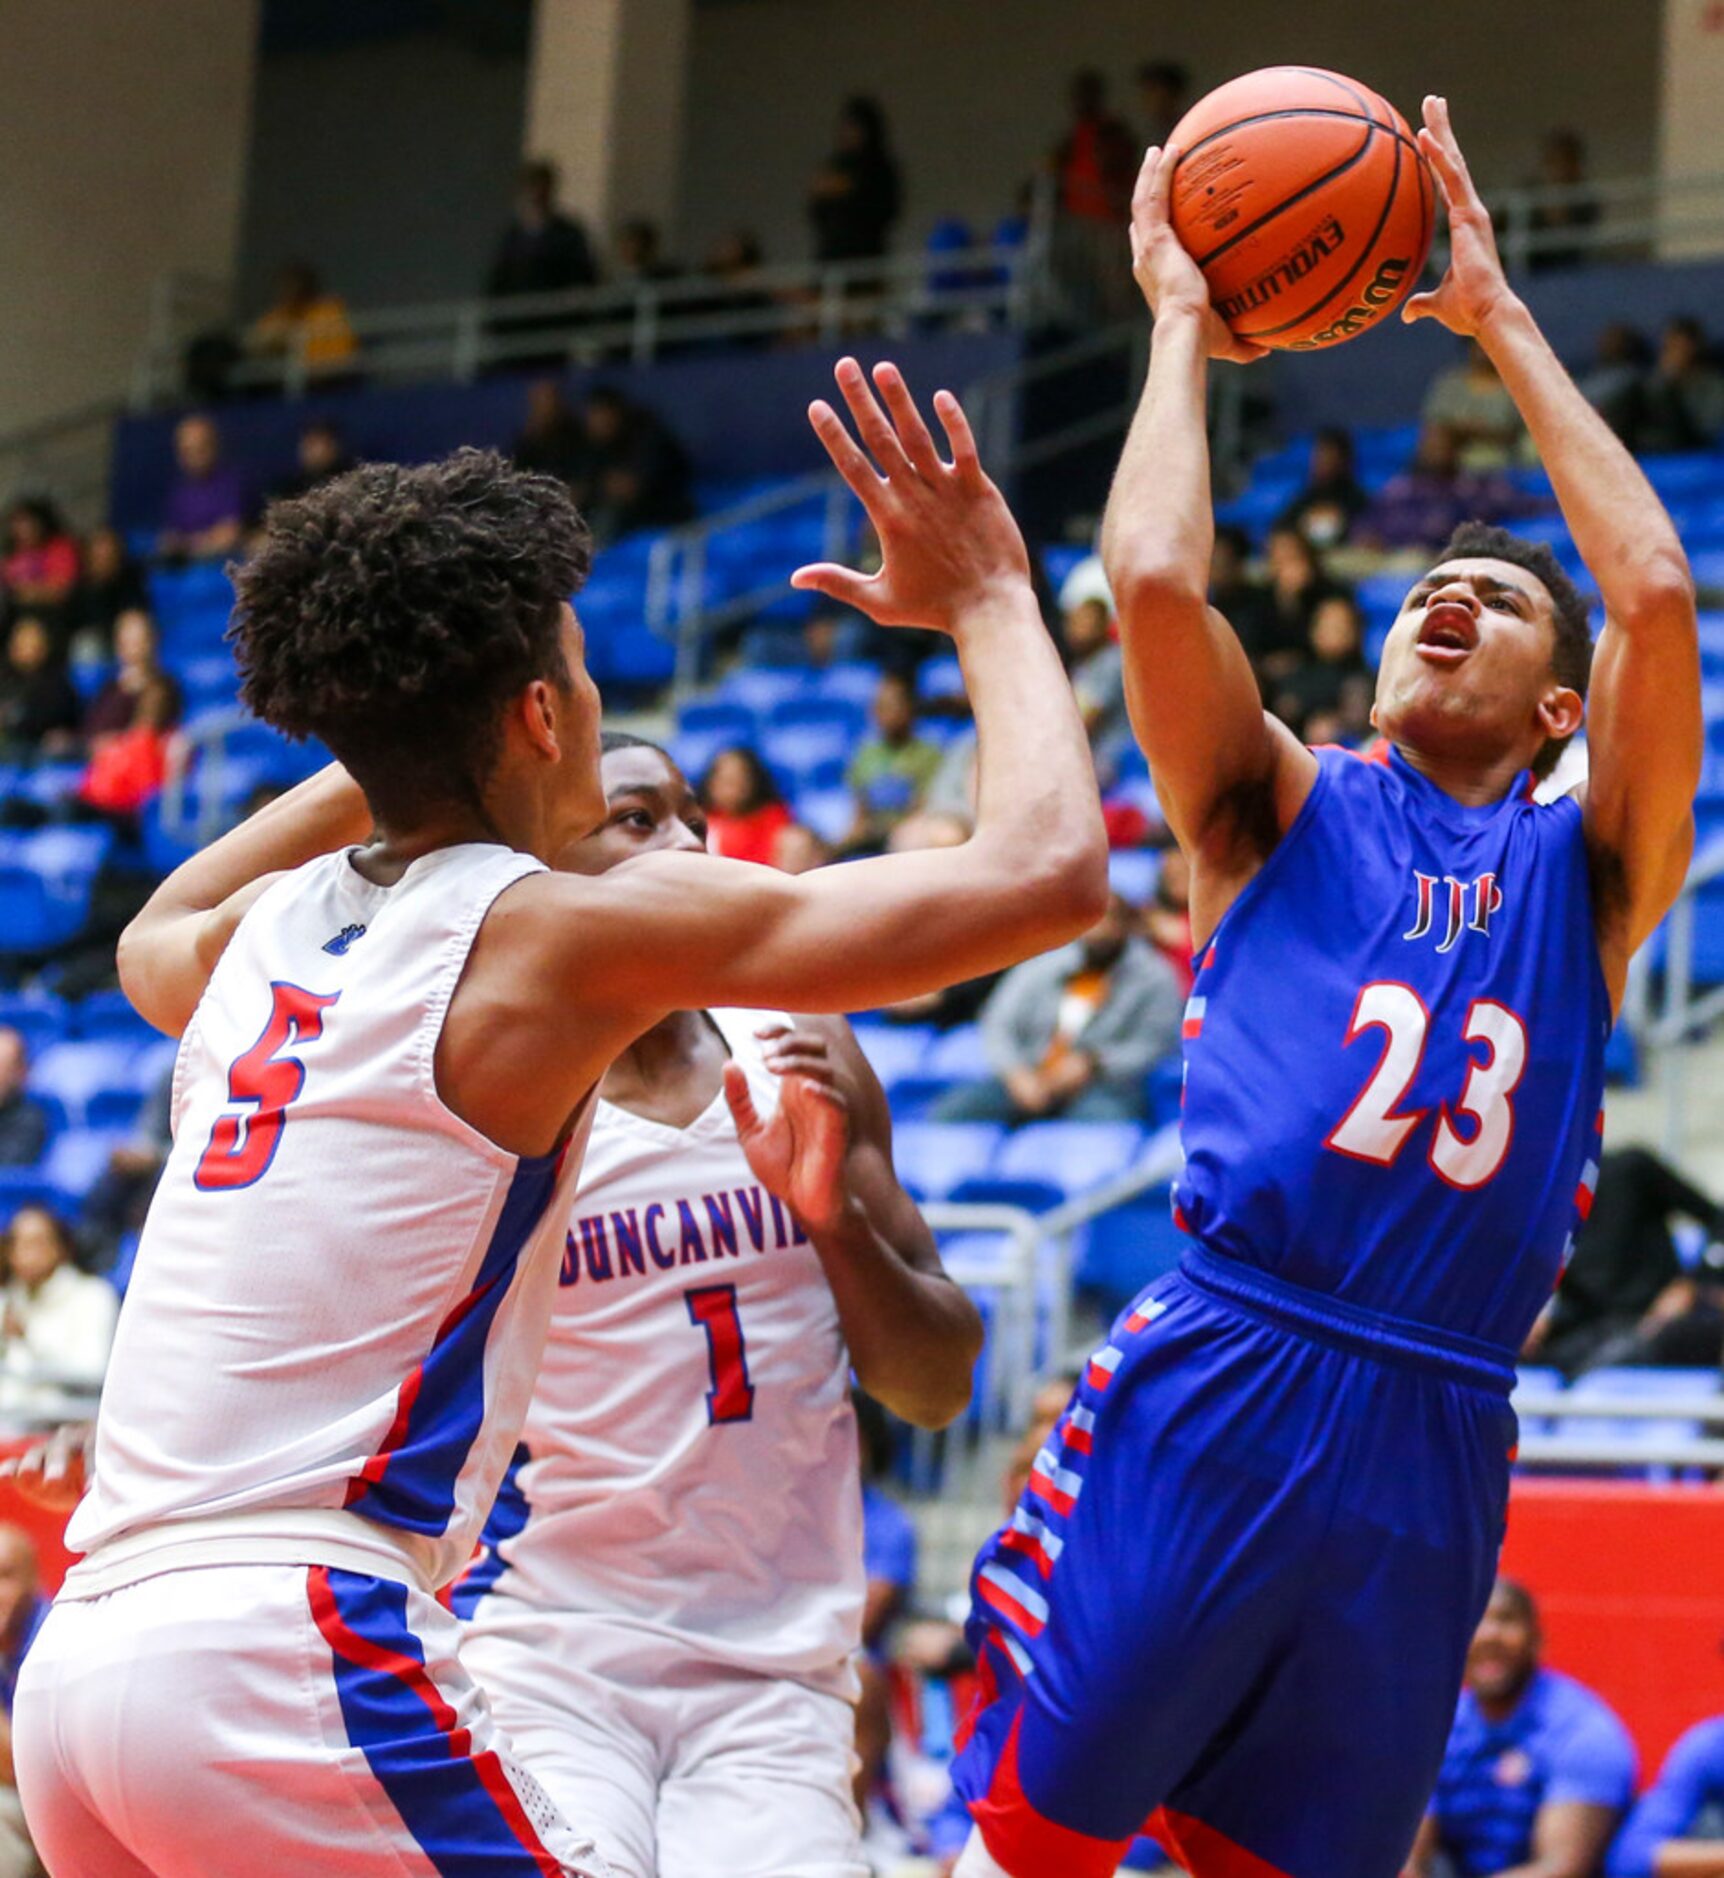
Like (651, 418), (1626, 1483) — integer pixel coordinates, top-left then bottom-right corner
(562, 1184), (811, 1287)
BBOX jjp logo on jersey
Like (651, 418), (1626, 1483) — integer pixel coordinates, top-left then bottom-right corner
(1404, 872), (1504, 954)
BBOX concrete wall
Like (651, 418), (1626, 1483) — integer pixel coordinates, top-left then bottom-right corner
(678, 0), (1662, 265)
(238, 28), (530, 314)
(0, 0), (258, 433)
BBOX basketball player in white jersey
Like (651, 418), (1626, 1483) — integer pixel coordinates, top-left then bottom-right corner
(454, 731), (979, 1878)
(14, 362), (1108, 1878)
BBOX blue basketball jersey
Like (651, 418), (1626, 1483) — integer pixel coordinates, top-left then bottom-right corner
(1175, 743), (1609, 1352)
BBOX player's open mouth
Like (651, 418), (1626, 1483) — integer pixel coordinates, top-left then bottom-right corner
(1416, 605), (1478, 665)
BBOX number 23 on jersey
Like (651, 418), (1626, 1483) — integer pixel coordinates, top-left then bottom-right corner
(1325, 981), (1527, 1191)
(195, 982), (340, 1191)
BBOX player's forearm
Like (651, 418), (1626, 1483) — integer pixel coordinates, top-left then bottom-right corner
(952, 580), (1109, 922)
(1479, 298), (1695, 631)
(811, 1203), (983, 1427)
(1654, 1844), (1724, 1878)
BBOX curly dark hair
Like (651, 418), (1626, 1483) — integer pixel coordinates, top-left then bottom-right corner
(230, 448), (592, 820)
(1437, 521), (1593, 779)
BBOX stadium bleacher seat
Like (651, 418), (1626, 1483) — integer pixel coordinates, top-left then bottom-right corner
(916, 657), (964, 702)
(806, 663), (880, 707)
(993, 1121), (1146, 1197)
(921, 1025), (990, 1084)
(850, 1023), (933, 1091)
(0, 1169), (56, 1226)
(1557, 1365), (1720, 1482)
(41, 1128), (127, 1209)
(0, 993), (71, 1055)
(889, 1122), (1005, 1201)
(793, 787), (853, 845)
(28, 1039), (144, 1131)
(761, 723), (854, 788)
(1073, 1189), (1185, 1317)
(1107, 849), (1160, 906)
(0, 827), (113, 954)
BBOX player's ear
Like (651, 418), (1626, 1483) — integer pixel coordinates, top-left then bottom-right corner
(516, 677), (562, 764)
(1535, 683), (1583, 748)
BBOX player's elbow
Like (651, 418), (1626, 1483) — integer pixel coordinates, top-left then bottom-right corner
(1107, 559), (1209, 624)
(1027, 826), (1112, 938)
(1619, 550), (1696, 635)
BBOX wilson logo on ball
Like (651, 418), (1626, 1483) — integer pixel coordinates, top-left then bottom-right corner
(1286, 256), (1414, 351)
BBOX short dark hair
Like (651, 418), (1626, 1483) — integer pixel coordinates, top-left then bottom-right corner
(230, 448), (592, 822)
(1491, 1577), (1538, 1626)
(599, 729), (670, 761)
(1436, 521), (1592, 778)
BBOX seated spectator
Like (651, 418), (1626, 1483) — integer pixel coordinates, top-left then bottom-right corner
(512, 379), (591, 491)
(487, 159), (598, 299)
(0, 1030), (47, 1169)
(61, 527), (147, 661)
(1049, 71), (1138, 322)
(1209, 524), (1277, 655)
(1356, 422), (1526, 552)
(1411, 1580), (1636, 1878)
(1608, 1714), (1724, 1877)
(1526, 1146), (1724, 1376)
(271, 419), (353, 504)
(0, 1207), (120, 1426)
(1423, 339), (1525, 469)
(1633, 317), (1724, 455)
(772, 820), (831, 875)
(700, 746), (792, 866)
(1528, 129), (1602, 273)
(845, 672), (944, 851)
(808, 96), (902, 265)
(2, 499), (79, 618)
(1578, 323), (1652, 444)
(247, 261), (358, 379)
(158, 414), (247, 563)
(0, 1523), (47, 1878)
(681, 230), (775, 341)
(1275, 427), (1368, 549)
(1255, 525), (1348, 678)
(934, 893), (1181, 1124)
(0, 616), (80, 756)
(579, 386), (693, 544)
(1143, 844), (1194, 995)
(1273, 593), (1374, 746)
(77, 673), (177, 821)
(611, 218), (678, 285)
(1063, 592), (1131, 779)
(80, 1055), (173, 1267)
(83, 609), (181, 743)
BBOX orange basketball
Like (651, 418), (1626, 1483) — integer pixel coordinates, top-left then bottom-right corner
(1168, 67), (1434, 352)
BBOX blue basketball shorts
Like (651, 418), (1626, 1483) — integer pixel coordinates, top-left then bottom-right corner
(951, 1244), (1518, 1878)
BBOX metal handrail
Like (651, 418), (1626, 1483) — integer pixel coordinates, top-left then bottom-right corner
(1515, 1392), (1724, 1422)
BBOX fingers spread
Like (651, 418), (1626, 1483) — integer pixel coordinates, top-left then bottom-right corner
(807, 398), (884, 506)
(871, 363), (943, 477)
(934, 389), (981, 477)
(834, 357), (912, 477)
(791, 562), (874, 608)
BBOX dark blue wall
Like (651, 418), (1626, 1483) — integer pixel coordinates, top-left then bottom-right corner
(110, 330), (1025, 532)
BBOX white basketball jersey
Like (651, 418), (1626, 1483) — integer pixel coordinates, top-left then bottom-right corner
(66, 842), (594, 1597)
(455, 1009), (864, 1690)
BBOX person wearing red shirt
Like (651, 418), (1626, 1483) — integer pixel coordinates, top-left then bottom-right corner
(700, 744), (793, 865)
(2, 500), (80, 617)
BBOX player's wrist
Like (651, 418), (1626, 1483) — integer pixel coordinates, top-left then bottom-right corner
(1472, 290), (1533, 353)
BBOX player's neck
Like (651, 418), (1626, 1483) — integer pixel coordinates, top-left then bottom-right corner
(353, 796), (539, 884)
(1473, 1671), (1535, 1725)
(1390, 739), (1528, 809)
(604, 1009), (723, 1105)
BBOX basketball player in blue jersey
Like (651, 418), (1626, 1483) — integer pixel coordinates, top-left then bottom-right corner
(948, 97), (1702, 1878)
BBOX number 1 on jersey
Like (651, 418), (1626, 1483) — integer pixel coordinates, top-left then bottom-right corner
(685, 1283), (754, 1425)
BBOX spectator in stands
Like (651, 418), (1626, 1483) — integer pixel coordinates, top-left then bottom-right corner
(0, 1523), (47, 1878)
(1253, 524), (1347, 678)
(1411, 1580), (1637, 1878)
(578, 386), (693, 544)
(271, 419), (353, 504)
(158, 414), (247, 563)
(1143, 843), (1194, 995)
(934, 892), (1181, 1124)
(1608, 1715), (1724, 1876)
(1527, 129), (1602, 273)
(611, 218), (678, 285)
(82, 609), (180, 744)
(1137, 60), (1192, 149)
(0, 1031), (47, 1170)
(2, 499), (79, 619)
(1422, 339), (1526, 469)
(808, 96), (903, 265)
(1050, 70), (1138, 322)
(1209, 524), (1276, 657)
(80, 1057), (172, 1268)
(1273, 593), (1374, 746)
(845, 672), (944, 851)
(1064, 592), (1130, 778)
(1579, 323), (1653, 444)
(247, 261), (358, 381)
(61, 527), (146, 662)
(0, 1207), (120, 1426)
(1633, 317), (1724, 455)
(1356, 421), (1526, 553)
(511, 379), (589, 491)
(1276, 428), (1369, 549)
(487, 159), (598, 300)
(772, 821), (830, 875)
(0, 617), (80, 756)
(854, 1391), (917, 1822)
(682, 229), (775, 343)
(1527, 1147), (1724, 1376)
(700, 746), (792, 866)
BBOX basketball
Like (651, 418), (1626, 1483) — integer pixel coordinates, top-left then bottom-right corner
(1168, 66), (1434, 351)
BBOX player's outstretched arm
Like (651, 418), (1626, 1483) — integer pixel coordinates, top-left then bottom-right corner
(556, 362), (1109, 1017)
(1407, 96), (1700, 995)
(725, 1019), (982, 1428)
(1101, 145), (1315, 887)
(118, 764), (373, 1037)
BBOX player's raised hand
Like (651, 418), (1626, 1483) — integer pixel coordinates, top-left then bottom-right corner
(1129, 145), (1267, 365)
(1402, 95), (1518, 339)
(724, 1026), (851, 1236)
(792, 359), (1031, 634)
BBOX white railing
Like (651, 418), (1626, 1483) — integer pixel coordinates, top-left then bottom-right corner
(1627, 833), (1724, 1154)
(1483, 169), (1724, 272)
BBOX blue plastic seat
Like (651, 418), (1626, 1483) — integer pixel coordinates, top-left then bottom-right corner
(713, 668), (809, 715)
(791, 787), (852, 846)
(849, 1024), (934, 1091)
(0, 1170), (57, 1224)
(994, 1122), (1146, 1197)
(42, 1128), (125, 1206)
(1074, 1191), (1186, 1316)
(916, 657), (965, 701)
(1557, 1365), (1718, 1481)
(0, 993), (70, 1055)
(28, 1040), (141, 1129)
(947, 1174), (1064, 1213)
(765, 696), (865, 737)
(888, 1122), (1006, 1201)
(807, 663), (881, 706)
(761, 722), (856, 783)
(922, 1025), (990, 1083)
(1510, 1363), (1564, 1438)
(1107, 850), (1161, 907)
(676, 699), (757, 740)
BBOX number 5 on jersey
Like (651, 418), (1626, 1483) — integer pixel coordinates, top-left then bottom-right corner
(1325, 982), (1527, 1190)
(195, 982), (340, 1191)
